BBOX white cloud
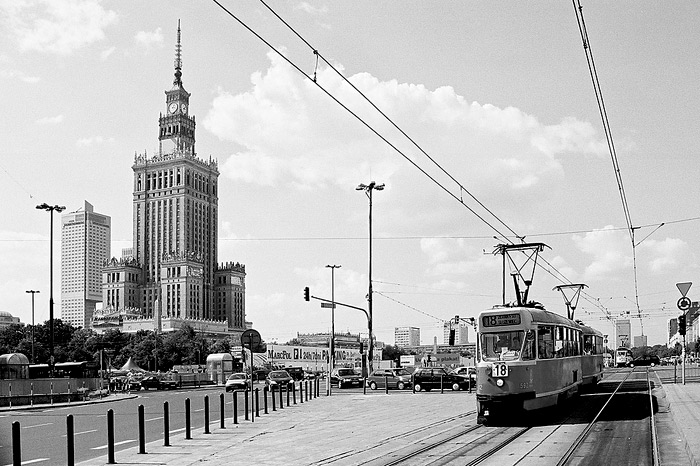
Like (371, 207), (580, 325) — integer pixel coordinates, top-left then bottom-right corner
(420, 237), (498, 277)
(36, 114), (64, 125)
(76, 135), (114, 146)
(0, 69), (40, 83)
(134, 27), (163, 50)
(203, 51), (604, 196)
(639, 237), (690, 274)
(294, 2), (328, 15)
(572, 226), (632, 282)
(99, 46), (115, 60)
(2, 0), (118, 55)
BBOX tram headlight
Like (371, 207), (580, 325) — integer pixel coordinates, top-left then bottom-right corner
(496, 378), (504, 387)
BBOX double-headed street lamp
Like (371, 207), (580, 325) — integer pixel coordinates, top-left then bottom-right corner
(36, 202), (66, 376)
(356, 181), (384, 374)
(25, 290), (40, 363)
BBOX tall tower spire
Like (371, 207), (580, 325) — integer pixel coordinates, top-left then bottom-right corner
(174, 19), (182, 87)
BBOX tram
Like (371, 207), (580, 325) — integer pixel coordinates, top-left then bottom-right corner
(614, 347), (633, 367)
(475, 242), (604, 425)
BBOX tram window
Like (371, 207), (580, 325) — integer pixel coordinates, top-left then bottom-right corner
(522, 330), (536, 360)
(537, 327), (554, 359)
(555, 327), (566, 358)
(583, 335), (593, 355)
(480, 331), (524, 361)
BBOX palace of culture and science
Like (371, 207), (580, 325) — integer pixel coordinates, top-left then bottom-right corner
(90, 24), (247, 339)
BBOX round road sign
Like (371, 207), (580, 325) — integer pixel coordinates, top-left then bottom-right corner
(241, 329), (262, 348)
(677, 296), (692, 311)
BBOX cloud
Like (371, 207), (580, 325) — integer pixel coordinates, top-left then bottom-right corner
(76, 135), (114, 146)
(572, 226), (632, 281)
(203, 51), (605, 196)
(2, 0), (118, 55)
(134, 27), (163, 50)
(99, 46), (115, 60)
(36, 114), (64, 125)
(639, 237), (690, 274)
(294, 2), (328, 15)
(420, 237), (498, 277)
(0, 69), (40, 83)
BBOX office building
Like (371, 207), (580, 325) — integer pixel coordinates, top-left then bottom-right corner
(395, 327), (421, 347)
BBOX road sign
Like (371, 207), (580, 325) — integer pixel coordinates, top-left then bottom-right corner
(241, 329), (262, 348)
(677, 296), (692, 311)
(676, 282), (692, 297)
(320, 302), (336, 308)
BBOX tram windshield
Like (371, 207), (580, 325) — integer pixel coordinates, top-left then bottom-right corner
(480, 331), (525, 361)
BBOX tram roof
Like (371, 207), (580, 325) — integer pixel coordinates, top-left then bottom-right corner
(483, 305), (583, 328)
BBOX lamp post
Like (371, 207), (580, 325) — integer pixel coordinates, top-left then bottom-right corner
(36, 202), (65, 376)
(325, 264), (340, 393)
(25, 290), (40, 363)
(356, 181), (384, 374)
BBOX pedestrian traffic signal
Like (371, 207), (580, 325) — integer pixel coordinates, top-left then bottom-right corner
(449, 329), (456, 346)
(679, 314), (686, 335)
(303, 287), (310, 301)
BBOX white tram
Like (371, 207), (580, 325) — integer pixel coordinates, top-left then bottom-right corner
(614, 347), (633, 367)
(476, 304), (604, 424)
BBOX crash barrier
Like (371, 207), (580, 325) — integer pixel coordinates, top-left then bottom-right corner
(0, 379), (100, 407)
(10, 379), (324, 465)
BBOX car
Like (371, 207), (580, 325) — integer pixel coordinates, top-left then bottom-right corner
(411, 367), (469, 392)
(450, 366), (477, 385)
(225, 373), (253, 392)
(628, 355), (661, 367)
(141, 375), (178, 390)
(366, 368), (412, 390)
(265, 370), (294, 390)
(330, 368), (363, 388)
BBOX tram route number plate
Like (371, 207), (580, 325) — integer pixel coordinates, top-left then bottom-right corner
(492, 362), (509, 378)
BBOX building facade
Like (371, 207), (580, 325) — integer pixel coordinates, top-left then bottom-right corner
(60, 201), (111, 328)
(615, 319), (631, 348)
(94, 24), (246, 339)
(443, 321), (469, 345)
(394, 326), (421, 347)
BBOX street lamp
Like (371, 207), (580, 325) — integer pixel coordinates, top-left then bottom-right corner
(325, 264), (340, 394)
(36, 202), (66, 376)
(25, 290), (40, 363)
(356, 181), (384, 374)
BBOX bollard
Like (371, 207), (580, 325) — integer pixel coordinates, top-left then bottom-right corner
(51, 382), (54, 405)
(440, 374), (444, 394)
(255, 388), (260, 418)
(204, 395), (210, 434)
(185, 398), (191, 439)
(316, 378), (319, 398)
(220, 393), (225, 429)
(385, 375), (389, 395)
(293, 381), (297, 404)
(279, 383), (284, 408)
(67, 415), (75, 466)
(107, 409), (115, 464)
(138, 404), (146, 454)
(164, 401), (170, 446)
(264, 386), (269, 414)
(287, 383), (291, 406)
(412, 374), (416, 394)
(244, 389), (249, 420)
(272, 386), (277, 411)
(68, 381), (71, 404)
(30, 382), (34, 406)
(233, 391), (238, 424)
(299, 381), (304, 404)
(12, 421), (20, 466)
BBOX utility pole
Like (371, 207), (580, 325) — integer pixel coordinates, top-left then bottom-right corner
(25, 290), (40, 363)
(326, 264), (341, 395)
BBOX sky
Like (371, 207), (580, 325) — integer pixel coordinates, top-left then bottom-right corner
(1, 1), (699, 349)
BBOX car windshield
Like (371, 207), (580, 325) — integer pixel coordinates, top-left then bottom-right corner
(270, 371), (290, 379)
(337, 369), (356, 376)
(392, 369), (410, 376)
(229, 374), (246, 380)
(480, 331), (524, 361)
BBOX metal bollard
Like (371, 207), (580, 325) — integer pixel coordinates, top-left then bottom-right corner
(385, 375), (389, 394)
(244, 389), (249, 420)
(255, 388), (260, 418)
(299, 381), (304, 403)
(67, 415), (74, 466)
(233, 391), (238, 424)
(264, 386), (269, 414)
(287, 383), (291, 406)
(204, 395), (210, 434)
(279, 383), (284, 408)
(272, 387), (277, 411)
(220, 393), (225, 429)
(107, 409), (115, 464)
(440, 374), (444, 394)
(293, 381), (297, 404)
(12, 421), (20, 466)
(138, 404), (146, 454)
(164, 401), (170, 446)
(185, 398), (191, 439)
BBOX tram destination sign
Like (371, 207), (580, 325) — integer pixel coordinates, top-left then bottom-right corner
(482, 313), (521, 327)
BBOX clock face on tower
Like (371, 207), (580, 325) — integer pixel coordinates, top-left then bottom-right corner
(168, 102), (178, 114)
(181, 104), (187, 114)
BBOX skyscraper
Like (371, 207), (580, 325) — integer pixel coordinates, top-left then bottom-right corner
(61, 201), (111, 328)
(96, 22), (246, 338)
(395, 326), (421, 347)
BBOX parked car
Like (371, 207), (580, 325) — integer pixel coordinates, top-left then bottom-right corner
(141, 375), (178, 390)
(628, 355), (661, 367)
(330, 368), (363, 388)
(285, 367), (305, 381)
(366, 368), (412, 390)
(411, 367), (468, 392)
(225, 373), (253, 392)
(265, 370), (294, 390)
(450, 366), (477, 385)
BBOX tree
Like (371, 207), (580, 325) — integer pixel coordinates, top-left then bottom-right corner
(381, 344), (405, 361)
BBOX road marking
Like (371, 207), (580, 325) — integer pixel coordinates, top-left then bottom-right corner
(22, 423), (53, 429)
(3, 459), (49, 466)
(146, 416), (164, 422)
(62, 429), (98, 437)
(91, 439), (136, 450)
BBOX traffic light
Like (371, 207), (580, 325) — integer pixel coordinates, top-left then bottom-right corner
(359, 341), (364, 353)
(679, 314), (686, 336)
(454, 315), (460, 324)
(449, 329), (456, 346)
(303, 286), (310, 301)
